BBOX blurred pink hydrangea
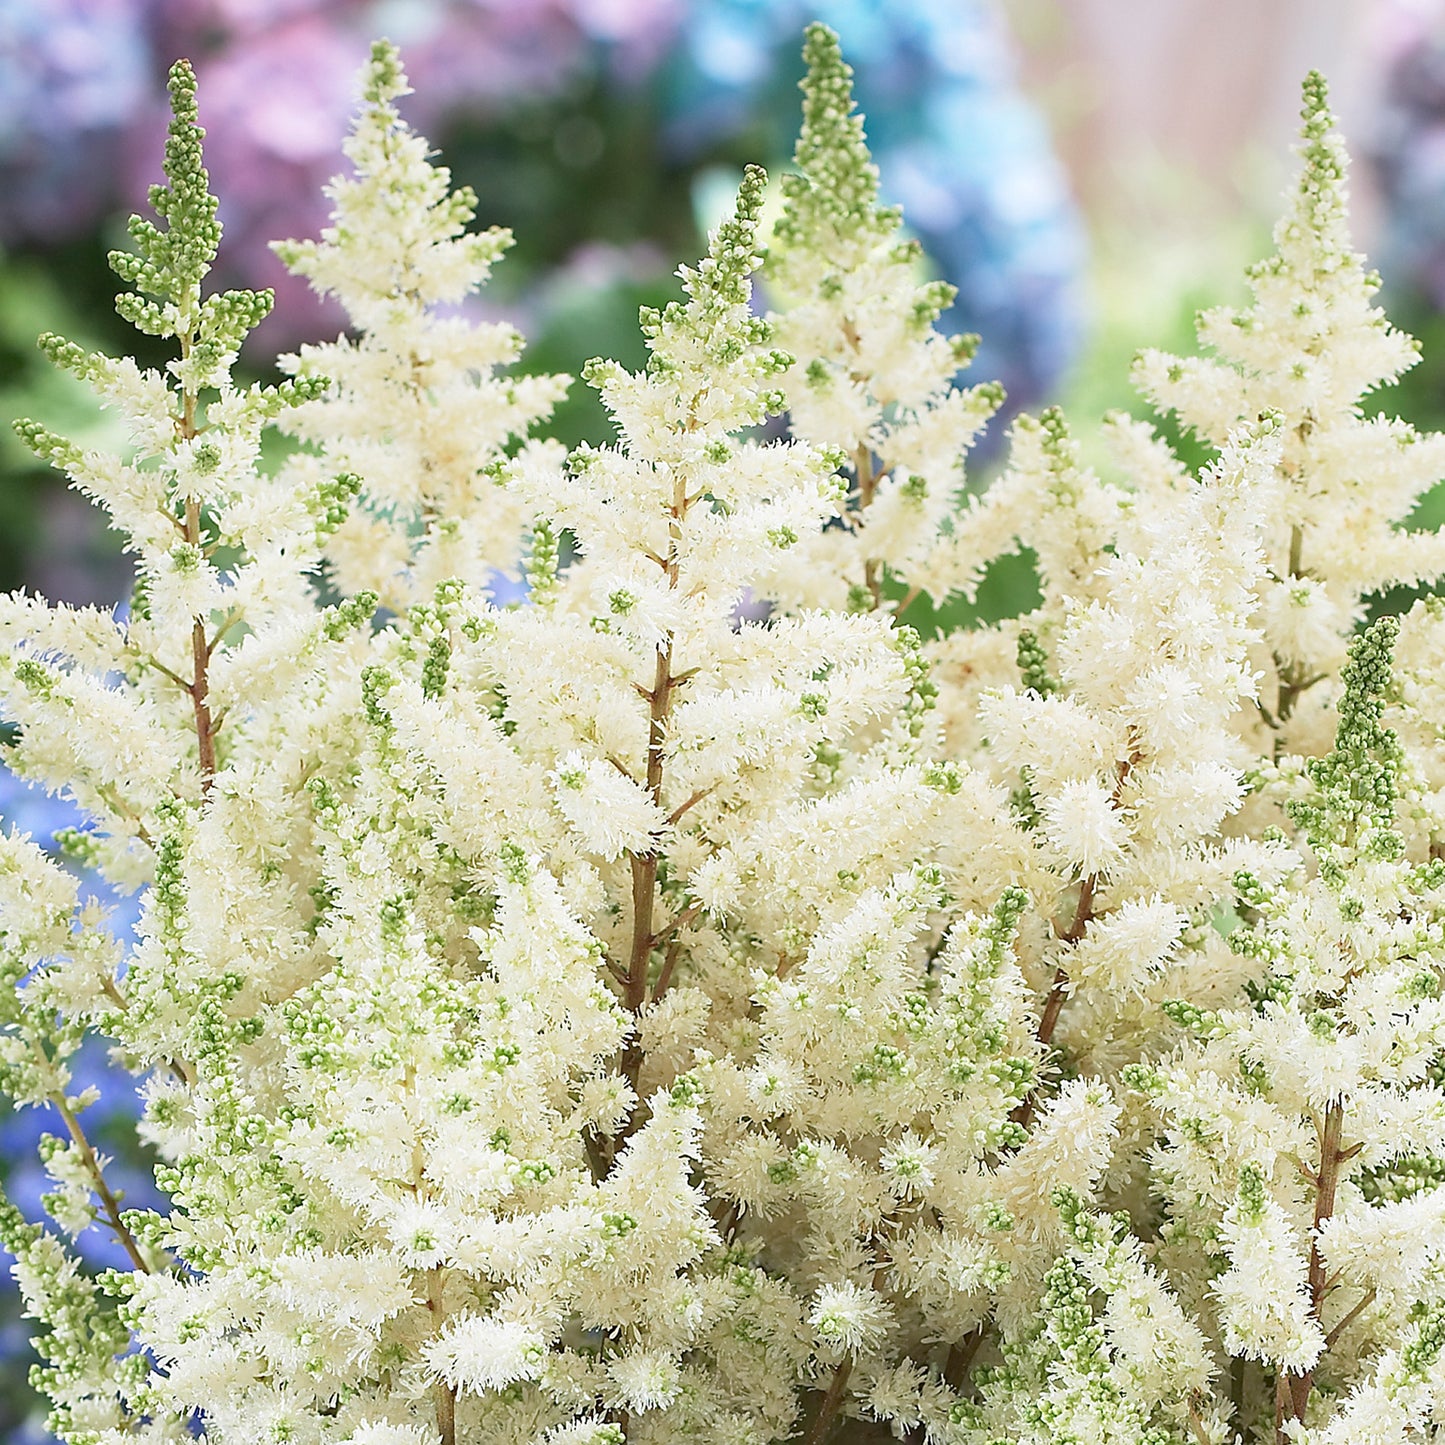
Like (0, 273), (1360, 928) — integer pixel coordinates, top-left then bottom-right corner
(0, 0), (1082, 394)
(2, 0), (683, 346)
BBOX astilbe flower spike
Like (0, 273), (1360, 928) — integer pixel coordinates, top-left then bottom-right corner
(3, 35), (1445, 1445)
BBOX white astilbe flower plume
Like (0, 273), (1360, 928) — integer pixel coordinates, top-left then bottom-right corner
(424, 1315), (547, 1395)
(550, 752), (669, 860)
(1213, 1164), (1325, 1372)
(274, 41), (566, 607)
(809, 1281), (893, 1355)
(7, 33), (1445, 1445)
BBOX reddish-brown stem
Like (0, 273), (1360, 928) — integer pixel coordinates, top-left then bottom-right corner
(1230, 1356), (1248, 1436)
(427, 1265), (456, 1445)
(1308, 1105), (1346, 1310)
(145, 656), (193, 692)
(583, 1130), (612, 1183)
(184, 500), (215, 770)
(435, 1383), (456, 1445)
(205, 609), (239, 659)
(897, 582), (923, 617)
(943, 1325), (985, 1390)
(804, 1356), (855, 1445)
(653, 938), (685, 1002)
(667, 785), (716, 826)
(1039, 873), (1097, 1041)
(851, 443), (885, 611)
(1012, 747), (1138, 1128)
(1323, 1287), (1375, 1350)
(55, 1094), (151, 1275)
(177, 353), (218, 794)
(625, 642), (673, 1017)
(619, 465), (692, 1101)
(651, 900), (705, 950)
(189, 618), (216, 789)
(806, 1253), (896, 1445)
(1280, 1101), (1349, 1433)
(1186, 1399), (1212, 1445)
(1011, 873), (1096, 1130)
(1274, 1369), (1293, 1439)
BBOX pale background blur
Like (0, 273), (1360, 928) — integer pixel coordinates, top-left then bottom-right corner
(1009, 0), (1384, 226)
(999, 0), (1445, 466)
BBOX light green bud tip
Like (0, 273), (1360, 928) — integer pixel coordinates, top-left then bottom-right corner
(1236, 1162), (1267, 1223)
(773, 21), (884, 249)
(1294, 68), (1346, 228)
(1300, 69), (1333, 143)
(363, 39), (410, 106)
(700, 164), (768, 307)
(159, 59), (221, 292)
(797, 23), (873, 195)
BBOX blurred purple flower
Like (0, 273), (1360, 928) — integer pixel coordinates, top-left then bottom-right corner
(4, 0), (675, 346)
(1374, 6), (1445, 310)
(125, 9), (365, 351)
(0, 0), (153, 243)
(1, 0), (1083, 393)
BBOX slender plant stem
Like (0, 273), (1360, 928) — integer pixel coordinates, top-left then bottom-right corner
(1013, 747), (1140, 1127)
(54, 1093), (151, 1274)
(851, 442), (885, 611)
(428, 1263), (456, 1445)
(618, 465), (692, 1104)
(1279, 1100), (1348, 1434)
(804, 1355), (855, 1445)
(1187, 1398), (1212, 1445)
(625, 642), (673, 1015)
(943, 1324), (985, 1390)
(1230, 1355), (1248, 1440)
(184, 499), (217, 791)
(666, 785), (716, 826)
(806, 1255), (895, 1445)
(175, 346), (218, 793)
(1323, 1286), (1375, 1350)
(653, 938), (685, 1002)
(651, 900), (705, 951)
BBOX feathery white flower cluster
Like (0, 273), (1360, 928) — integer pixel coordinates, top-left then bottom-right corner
(4, 27), (1445, 1445)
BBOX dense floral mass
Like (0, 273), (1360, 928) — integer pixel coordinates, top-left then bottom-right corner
(2, 25), (1445, 1445)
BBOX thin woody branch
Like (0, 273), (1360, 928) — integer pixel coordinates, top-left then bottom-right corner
(53, 1093), (152, 1276)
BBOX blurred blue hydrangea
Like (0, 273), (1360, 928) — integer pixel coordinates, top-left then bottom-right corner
(661, 0), (1085, 408)
(0, 767), (156, 1439)
(0, 0), (153, 244)
(0, 772), (155, 1264)
(1, 0), (1082, 394)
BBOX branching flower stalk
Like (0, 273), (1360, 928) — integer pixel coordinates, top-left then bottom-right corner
(4, 31), (1445, 1445)
(765, 25), (1003, 618)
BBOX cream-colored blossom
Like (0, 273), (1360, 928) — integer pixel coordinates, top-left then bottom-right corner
(7, 34), (1445, 1445)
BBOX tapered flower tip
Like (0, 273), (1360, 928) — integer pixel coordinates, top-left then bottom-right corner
(1300, 69), (1332, 140)
(362, 38), (410, 105)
